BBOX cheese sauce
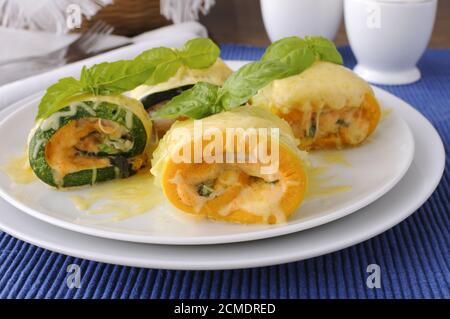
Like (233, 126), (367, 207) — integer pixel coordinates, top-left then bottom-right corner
(70, 171), (164, 222)
(321, 151), (351, 167)
(1, 155), (351, 224)
(381, 107), (393, 121)
(0, 152), (36, 184)
(2, 154), (350, 225)
(305, 166), (351, 199)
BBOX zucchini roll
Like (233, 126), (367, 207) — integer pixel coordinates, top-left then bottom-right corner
(129, 59), (232, 137)
(151, 107), (308, 224)
(28, 95), (152, 188)
(250, 61), (381, 150)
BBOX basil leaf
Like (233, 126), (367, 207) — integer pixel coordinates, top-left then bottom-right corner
(152, 82), (220, 120)
(135, 47), (182, 85)
(79, 66), (90, 86)
(217, 60), (292, 109)
(81, 60), (156, 95)
(153, 42), (317, 119)
(36, 77), (85, 120)
(178, 38), (220, 69)
(304, 36), (343, 65)
(219, 47), (316, 109)
(277, 46), (317, 73)
(261, 36), (307, 62)
(141, 36), (342, 120)
(135, 47), (177, 65)
(135, 39), (219, 85)
(147, 59), (183, 85)
(262, 37), (317, 71)
(262, 36), (343, 65)
(37, 38), (222, 121)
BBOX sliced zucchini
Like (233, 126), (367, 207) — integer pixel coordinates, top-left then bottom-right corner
(28, 95), (152, 188)
(140, 85), (194, 110)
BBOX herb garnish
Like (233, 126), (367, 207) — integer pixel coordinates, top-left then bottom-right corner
(197, 181), (215, 197)
(336, 119), (350, 127)
(308, 124), (317, 138)
(36, 38), (220, 120)
(98, 143), (119, 155)
(153, 36), (343, 120)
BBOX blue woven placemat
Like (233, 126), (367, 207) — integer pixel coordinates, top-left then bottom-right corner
(0, 45), (448, 299)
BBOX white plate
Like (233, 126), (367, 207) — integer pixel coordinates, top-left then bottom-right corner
(0, 87), (444, 269)
(0, 62), (414, 245)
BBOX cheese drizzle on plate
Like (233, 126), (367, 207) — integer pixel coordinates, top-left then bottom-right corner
(0, 152), (36, 184)
(70, 172), (164, 222)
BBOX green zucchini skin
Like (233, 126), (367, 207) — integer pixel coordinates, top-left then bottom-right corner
(140, 85), (194, 110)
(28, 100), (147, 188)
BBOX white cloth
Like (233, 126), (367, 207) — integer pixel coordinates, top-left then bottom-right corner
(0, 27), (129, 63)
(0, 22), (208, 110)
(160, 0), (216, 24)
(0, 0), (113, 33)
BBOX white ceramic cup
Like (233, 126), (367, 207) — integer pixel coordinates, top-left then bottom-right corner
(345, 0), (438, 85)
(260, 0), (343, 41)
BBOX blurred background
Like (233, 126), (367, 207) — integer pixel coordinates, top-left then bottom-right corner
(77, 0), (449, 47)
(199, 0), (449, 47)
(0, 0), (447, 87)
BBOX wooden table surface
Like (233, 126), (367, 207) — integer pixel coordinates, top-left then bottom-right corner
(199, 0), (450, 48)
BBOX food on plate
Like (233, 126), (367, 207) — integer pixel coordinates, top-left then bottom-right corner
(151, 107), (308, 224)
(129, 60), (232, 110)
(249, 61), (381, 150)
(27, 37), (224, 188)
(28, 94), (152, 188)
(153, 36), (380, 152)
(153, 36), (378, 153)
(16, 35), (379, 225)
(130, 59), (232, 138)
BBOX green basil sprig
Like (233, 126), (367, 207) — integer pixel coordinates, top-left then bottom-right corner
(152, 36), (343, 120)
(153, 82), (220, 119)
(37, 77), (87, 120)
(262, 36), (343, 65)
(36, 38), (220, 120)
(79, 60), (157, 96)
(218, 47), (316, 109)
(135, 38), (220, 85)
(153, 52), (315, 120)
(304, 36), (343, 65)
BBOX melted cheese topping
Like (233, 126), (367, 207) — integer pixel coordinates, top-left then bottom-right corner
(168, 163), (286, 219)
(250, 61), (373, 113)
(71, 172), (164, 222)
(151, 107), (309, 224)
(128, 58), (233, 100)
(151, 106), (307, 186)
(217, 175), (287, 223)
(29, 94), (152, 156)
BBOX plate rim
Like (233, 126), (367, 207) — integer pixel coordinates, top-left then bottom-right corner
(0, 86), (445, 270)
(0, 80), (415, 245)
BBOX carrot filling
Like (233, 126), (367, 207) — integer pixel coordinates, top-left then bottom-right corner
(275, 93), (381, 150)
(45, 118), (140, 177)
(161, 144), (307, 224)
